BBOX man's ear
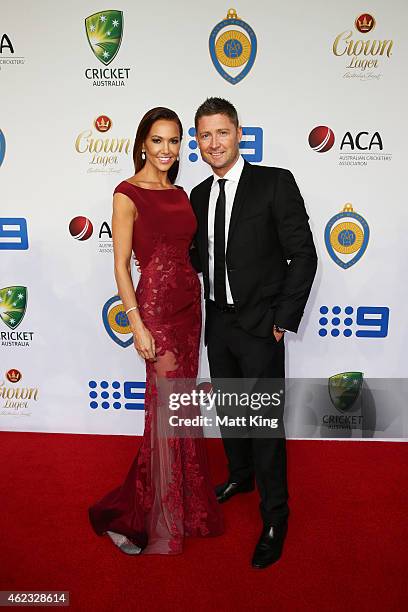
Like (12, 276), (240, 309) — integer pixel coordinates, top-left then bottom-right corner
(237, 125), (243, 143)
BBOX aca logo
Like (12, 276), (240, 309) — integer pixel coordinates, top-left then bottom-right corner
(0, 33), (14, 53)
(1, 369), (39, 417)
(88, 380), (145, 410)
(308, 126), (391, 166)
(188, 127), (263, 162)
(74, 115), (131, 173)
(308, 126), (335, 153)
(318, 306), (389, 338)
(0, 218), (29, 250)
(0, 286), (34, 348)
(332, 13), (393, 79)
(340, 131), (383, 150)
(209, 8), (257, 84)
(0, 129), (5, 166)
(84, 10), (130, 86)
(325, 204), (369, 269)
(102, 295), (133, 347)
(0, 33), (25, 68)
(68, 216), (112, 253)
(69, 216), (93, 241)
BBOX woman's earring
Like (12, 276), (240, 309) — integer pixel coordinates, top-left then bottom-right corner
(141, 150), (146, 160)
(176, 155), (179, 161)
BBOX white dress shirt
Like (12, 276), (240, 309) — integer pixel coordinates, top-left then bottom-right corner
(208, 155), (244, 304)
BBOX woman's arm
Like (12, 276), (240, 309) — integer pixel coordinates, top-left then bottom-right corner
(112, 192), (156, 361)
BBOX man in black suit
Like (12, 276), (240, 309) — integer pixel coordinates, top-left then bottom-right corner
(190, 98), (317, 568)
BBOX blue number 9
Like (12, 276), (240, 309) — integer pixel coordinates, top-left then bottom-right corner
(356, 306), (389, 338)
(240, 127), (263, 162)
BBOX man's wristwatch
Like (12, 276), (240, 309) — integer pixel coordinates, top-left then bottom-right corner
(274, 325), (286, 333)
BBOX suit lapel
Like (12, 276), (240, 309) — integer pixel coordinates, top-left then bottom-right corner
(227, 160), (252, 250)
(198, 176), (213, 286)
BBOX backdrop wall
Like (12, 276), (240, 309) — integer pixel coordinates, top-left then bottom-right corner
(1, 0), (407, 439)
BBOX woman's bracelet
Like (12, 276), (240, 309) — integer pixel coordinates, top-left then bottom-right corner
(125, 305), (139, 315)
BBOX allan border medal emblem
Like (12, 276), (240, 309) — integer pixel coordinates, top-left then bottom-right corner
(209, 8), (257, 84)
(325, 204), (369, 269)
(102, 295), (133, 348)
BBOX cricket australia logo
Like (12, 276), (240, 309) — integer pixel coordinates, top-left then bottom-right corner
(0, 286), (27, 330)
(85, 10), (123, 65)
(328, 372), (363, 411)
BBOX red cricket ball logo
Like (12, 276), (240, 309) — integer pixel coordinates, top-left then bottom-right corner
(308, 126), (335, 153)
(69, 216), (94, 241)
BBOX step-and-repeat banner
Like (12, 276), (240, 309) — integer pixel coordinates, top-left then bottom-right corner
(1, 0), (407, 439)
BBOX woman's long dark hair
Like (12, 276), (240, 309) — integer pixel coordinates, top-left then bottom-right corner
(132, 107), (183, 184)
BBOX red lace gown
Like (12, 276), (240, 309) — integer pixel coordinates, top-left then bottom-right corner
(88, 181), (224, 554)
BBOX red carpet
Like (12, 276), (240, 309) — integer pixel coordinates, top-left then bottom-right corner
(0, 432), (406, 611)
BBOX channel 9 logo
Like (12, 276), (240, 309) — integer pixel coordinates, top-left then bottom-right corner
(88, 380), (146, 410)
(318, 305), (390, 338)
(187, 127), (263, 162)
(0, 218), (29, 250)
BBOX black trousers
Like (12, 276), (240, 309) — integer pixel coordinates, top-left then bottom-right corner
(206, 300), (289, 525)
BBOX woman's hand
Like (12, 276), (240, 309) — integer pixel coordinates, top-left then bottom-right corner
(133, 323), (156, 361)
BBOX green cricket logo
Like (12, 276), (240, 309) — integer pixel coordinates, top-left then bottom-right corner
(0, 286), (27, 330)
(328, 372), (363, 411)
(85, 10), (123, 66)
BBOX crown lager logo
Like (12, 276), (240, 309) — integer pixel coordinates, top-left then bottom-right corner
(355, 14), (375, 34)
(325, 204), (369, 269)
(1, 371), (39, 416)
(94, 115), (112, 133)
(6, 369), (22, 383)
(333, 14), (393, 76)
(209, 9), (257, 84)
(329, 372), (363, 412)
(85, 10), (123, 65)
(0, 286), (27, 330)
(75, 116), (130, 172)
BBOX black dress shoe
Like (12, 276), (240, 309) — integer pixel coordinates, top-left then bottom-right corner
(251, 520), (288, 569)
(215, 479), (254, 503)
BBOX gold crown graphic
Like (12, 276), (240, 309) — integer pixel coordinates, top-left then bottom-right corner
(356, 14), (375, 32)
(95, 116), (111, 131)
(7, 369), (21, 383)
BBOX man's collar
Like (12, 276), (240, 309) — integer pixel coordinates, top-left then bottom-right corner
(211, 154), (244, 185)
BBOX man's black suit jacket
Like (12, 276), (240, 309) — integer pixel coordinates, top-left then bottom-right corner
(190, 160), (318, 342)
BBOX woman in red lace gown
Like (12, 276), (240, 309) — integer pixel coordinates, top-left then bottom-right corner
(88, 107), (223, 554)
